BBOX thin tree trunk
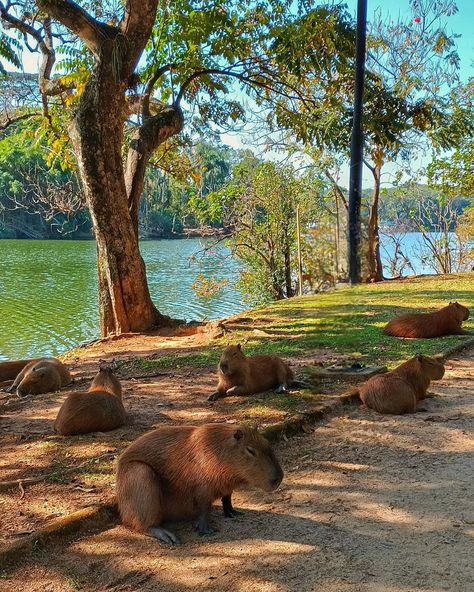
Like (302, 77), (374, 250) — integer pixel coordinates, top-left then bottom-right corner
(284, 241), (292, 297)
(366, 155), (384, 283)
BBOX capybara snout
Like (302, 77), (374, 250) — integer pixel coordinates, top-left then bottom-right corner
(452, 301), (470, 321)
(417, 354), (445, 380)
(219, 361), (229, 374)
(236, 428), (284, 492)
(219, 345), (245, 375)
(17, 368), (48, 397)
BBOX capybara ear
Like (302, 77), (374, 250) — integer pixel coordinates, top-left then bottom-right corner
(237, 343), (242, 351)
(234, 429), (244, 440)
(415, 353), (423, 362)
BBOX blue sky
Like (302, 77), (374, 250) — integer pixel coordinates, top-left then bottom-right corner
(345, 0), (474, 81)
(222, 0), (474, 187)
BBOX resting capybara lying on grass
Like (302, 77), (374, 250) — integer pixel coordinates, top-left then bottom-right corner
(359, 354), (445, 414)
(116, 423), (283, 544)
(383, 302), (470, 338)
(54, 367), (125, 435)
(8, 357), (72, 396)
(208, 344), (294, 401)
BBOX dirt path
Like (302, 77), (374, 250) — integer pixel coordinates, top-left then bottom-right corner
(1, 348), (473, 592)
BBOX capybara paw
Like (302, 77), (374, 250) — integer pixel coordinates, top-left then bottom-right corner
(223, 507), (243, 519)
(208, 391), (221, 402)
(149, 526), (180, 545)
(195, 523), (217, 536)
(274, 385), (287, 394)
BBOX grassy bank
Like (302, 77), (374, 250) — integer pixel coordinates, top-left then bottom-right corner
(120, 273), (474, 375)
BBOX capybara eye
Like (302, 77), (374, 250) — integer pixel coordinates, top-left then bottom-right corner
(246, 447), (256, 456)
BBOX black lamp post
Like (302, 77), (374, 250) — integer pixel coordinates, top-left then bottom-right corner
(348, 0), (367, 285)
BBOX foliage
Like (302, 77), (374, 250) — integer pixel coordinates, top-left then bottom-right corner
(428, 78), (474, 200)
(0, 31), (20, 73)
(218, 161), (322, 302)
(0, 125), (87, 237)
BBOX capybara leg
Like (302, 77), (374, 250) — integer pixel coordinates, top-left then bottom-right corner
(9, 369), (27, 393)
(277, 364), (291, 392)
(222, 495), (242, 518)
(208, 389), (227, 402)
(117, 461), (162, 533)
(194, 507), (216, 536)
(454, 327), (473, 335)
(15, 378), (28, 397)
(148, 526), (180, 545)
(225, 385), (247, 396)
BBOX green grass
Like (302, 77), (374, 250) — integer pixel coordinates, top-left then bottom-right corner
(118, 349), (221, 374)
(220, 273), (474, 369)
(121, 274), (473, 374)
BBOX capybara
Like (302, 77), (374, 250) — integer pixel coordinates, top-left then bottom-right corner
(8, 357), (72, 397)
(116, 423), (284, 544)
(0, 359), (41, 384)
(54, 367), (125, 435)
(383, 302), (470, 338)
(208, 344), (294, 401)
(359, 354), (445, 415)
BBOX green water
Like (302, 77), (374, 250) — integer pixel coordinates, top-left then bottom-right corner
(0, 239), (245, 360)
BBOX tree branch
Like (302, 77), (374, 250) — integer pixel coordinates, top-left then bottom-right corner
(0, 111), (42, 131)
(142, 63), (174, 118)
(37, 0), (116, 55)
(119, 0), (159, 73)
(324, 170), (348, 210)
(174, 66), (314, 109)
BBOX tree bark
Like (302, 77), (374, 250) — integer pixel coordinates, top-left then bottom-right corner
(69, 55), (171, 335)
(34, 0), (186, 336)
(366, 154), (385, 283)
(125, 106), (184, 236)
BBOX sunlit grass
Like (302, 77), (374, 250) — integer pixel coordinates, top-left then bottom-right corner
(121, 274), (473, 374)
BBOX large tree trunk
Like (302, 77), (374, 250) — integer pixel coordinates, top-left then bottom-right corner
(366, 157), (385, 283)
(33, 0), (185, 338)
(70, 64), (171, 336)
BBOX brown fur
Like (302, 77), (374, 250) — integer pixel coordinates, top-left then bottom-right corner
(116, 423), (283, 543)
(10, 358), (72, 397)
(208, 344), (294, 401)
(383, 302), (470, 338)
(54, 368), (125, 436)
(359, 354), (445, 415)
(0, 359), (41, 384)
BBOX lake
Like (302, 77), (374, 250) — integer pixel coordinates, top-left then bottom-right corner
(0, 232), (459, 359)
(0, 239), (245, 360)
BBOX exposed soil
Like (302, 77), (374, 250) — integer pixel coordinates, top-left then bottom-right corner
(1, 345), (473, 591)
(0, 328), (357, 547)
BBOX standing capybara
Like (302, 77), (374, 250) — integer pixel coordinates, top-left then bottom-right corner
(116, 423), (284, 544)
(54, 367), (125, 435)
(383, 302), (470, 338)
(8, 357), (72, 396)
(208, 344), (294, 401)
(359, 354), (445, 415)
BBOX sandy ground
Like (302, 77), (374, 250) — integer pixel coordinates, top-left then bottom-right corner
(1, 347), (473, 591)
(0, 329), (353, 544)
